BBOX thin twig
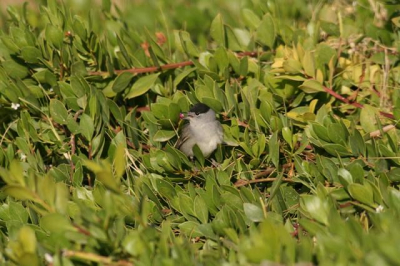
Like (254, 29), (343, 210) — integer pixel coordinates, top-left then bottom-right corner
(88, 144), (92, 160)
(89, 51), (263, 76)
(235, 163), (293, 187)
(253, 163), (292, 179)
(236, 51), (263, 57)
(369, 125), (395, 138)
(73, 224), (91, 236)
(0, 121), (16, 147)
(89, 51), (395, 122)
(253, 167), (276, 179)
(90, 61), (194, 75)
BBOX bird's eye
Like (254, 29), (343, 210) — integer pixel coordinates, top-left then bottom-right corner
(195, 112), (200, 115)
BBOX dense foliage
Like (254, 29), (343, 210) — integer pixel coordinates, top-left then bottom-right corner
(0, 0), (400, 265)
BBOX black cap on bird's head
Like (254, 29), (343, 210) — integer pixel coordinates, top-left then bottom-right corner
(180, 103), (212, 120)
(189, 103), (210, 114)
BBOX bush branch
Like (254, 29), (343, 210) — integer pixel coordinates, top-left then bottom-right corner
(323, 86), (394, 119)
(90, 61), (194, 75)
(89, 51), (263, 76)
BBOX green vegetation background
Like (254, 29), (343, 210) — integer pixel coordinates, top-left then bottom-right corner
(0, 0), (399, 265)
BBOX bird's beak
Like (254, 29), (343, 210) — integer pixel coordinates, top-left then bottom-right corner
(180, 112), (195, 120)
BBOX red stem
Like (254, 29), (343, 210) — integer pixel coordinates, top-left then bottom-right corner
(89, 51), (263, 76)
(323, 86), (394, 119)
(90, 61), (194, 75)
(89, 56), (395, 120)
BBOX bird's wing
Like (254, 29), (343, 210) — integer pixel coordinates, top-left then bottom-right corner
(176, 123), (190, 149)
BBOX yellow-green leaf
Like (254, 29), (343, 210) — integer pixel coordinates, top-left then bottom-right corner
(125, 73), (160, 99)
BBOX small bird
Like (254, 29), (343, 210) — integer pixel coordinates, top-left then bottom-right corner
(176, 103), (223, 158)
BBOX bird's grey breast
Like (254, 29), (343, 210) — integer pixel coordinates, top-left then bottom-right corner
(190, 120), (223, 156)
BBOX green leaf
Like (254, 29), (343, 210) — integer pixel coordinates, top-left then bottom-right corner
(153, 130), (175, 142)
(302, 51), (315, 77)
(125, 73), (160, 99)
(2, 185), (38, 202)
(102, 0), (111, 12)
(300, 195), (330, 225)
(338, 168), (353, 186)
(84, 160), (120, 192)
(18, 226), (37, 253)
(316, 44), (336, 66)
(178, 193), (195, 216)
(311, 123), (331, 142)
(282, 127), (293, 148)
(256, 134), (266, 157)
(193, 144), (205, 166)
(194, 196), (209, 224)
(176, 30), (200, 57)
(66, 115), (80, 134)
(2, 59), (29, 79)
(370, 52), (397, 65)
(323, 144), (352, 157)
(197, 223), (216, 239)
(202, 97), (223, 113)
(239, 56), (248, 76)
(210, 14), (225, 47)
(40, 213), (75, 233)
(299, 80), (324, 93)
(1, 36), (19, 53)
(242, 9), (261, 30)
(277, 75), (306, 81)
(72, 17), (87, 40)
(179, 221), (202, 237)
(116, 35), (133, 67)
(9, 159), (25, 186)
(388, 168), (400, 182)
(348, 183), (375, 207)
(108, 99), (123, 123)
(327, 123), (347, 144)
(45, 24), (63, 49)
(360, 105), (378, 133)
(21, 46), (42, 63)
(122, 231), (145, 257)
(50, 99), (68, 125)
(269, 132), (279, 167)
(256, 13), (276, 48)
(174, 67), (196, 87)
(243, 203), (264, 222)
(155, 178), (176, 200)
(214, 47), (229, 72)
(79, 114), (94, 141)
(225, 25), (242, 51)
(71, 61), (88, 76)
(168, 103), (181, 123)
(10, 26), (27, 47)
(112, 72), (134, 93)
(283, 58), (303, 74)
(0, 201), (29, 223)
(114, 144), (125, 179)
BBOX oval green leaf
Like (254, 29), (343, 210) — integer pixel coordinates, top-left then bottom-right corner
(125, 73), (160, 99)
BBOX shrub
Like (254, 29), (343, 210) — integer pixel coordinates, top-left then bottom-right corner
(0, 0), (400, 265)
